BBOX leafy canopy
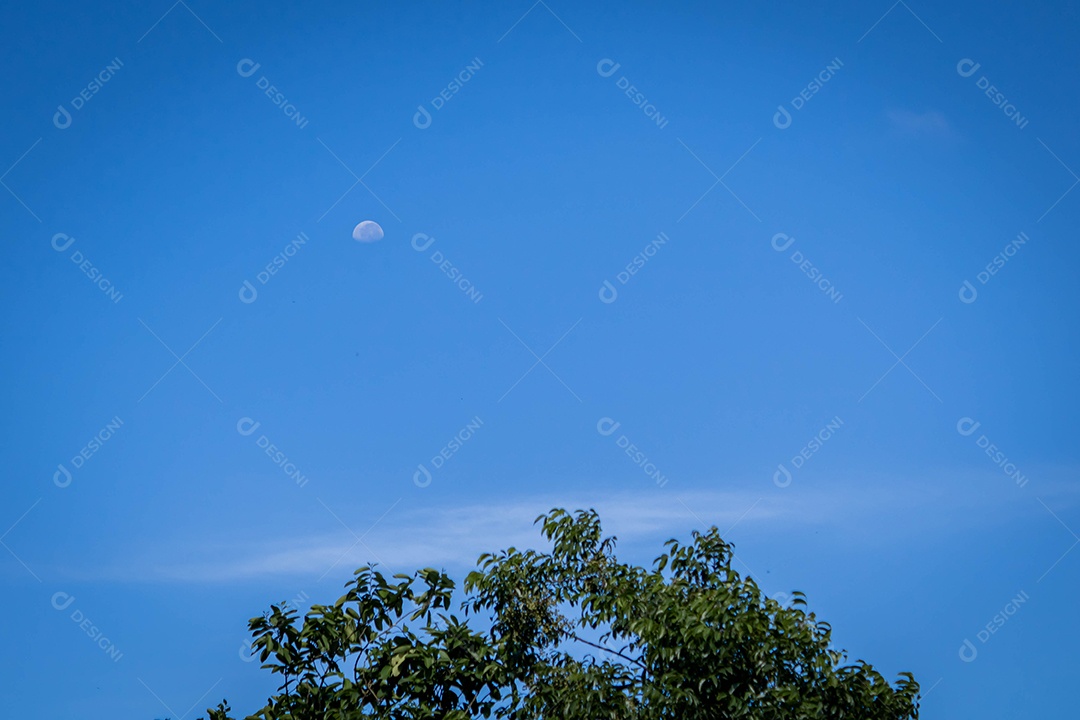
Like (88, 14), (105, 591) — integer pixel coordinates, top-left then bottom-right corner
(204, 508), (919, 719)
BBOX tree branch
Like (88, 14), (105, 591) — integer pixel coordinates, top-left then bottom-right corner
(567, 632), (648, 671)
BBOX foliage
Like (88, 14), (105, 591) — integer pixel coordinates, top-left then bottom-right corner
(204, 508), (919, 719)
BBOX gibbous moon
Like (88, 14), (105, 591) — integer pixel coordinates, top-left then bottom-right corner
(352, 220), (384, 243)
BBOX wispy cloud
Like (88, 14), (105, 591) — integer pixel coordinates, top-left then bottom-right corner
(89, 476), (1061, 584)
(115, 490), (787, 582)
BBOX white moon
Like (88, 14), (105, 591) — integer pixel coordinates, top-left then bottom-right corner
(352, 220), (384, 243)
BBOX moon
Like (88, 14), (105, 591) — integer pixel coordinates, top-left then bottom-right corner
(352, 220), (384, 243)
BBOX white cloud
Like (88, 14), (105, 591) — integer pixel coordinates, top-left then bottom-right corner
(122, 490), (771, 582)
(86, 469), (1079, 585)
(100, 482), (990, 583)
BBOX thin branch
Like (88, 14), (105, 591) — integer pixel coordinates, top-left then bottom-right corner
(567, 632), (648, 671)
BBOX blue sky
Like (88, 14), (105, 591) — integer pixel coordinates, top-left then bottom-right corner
(2, 0), (1078, 717)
